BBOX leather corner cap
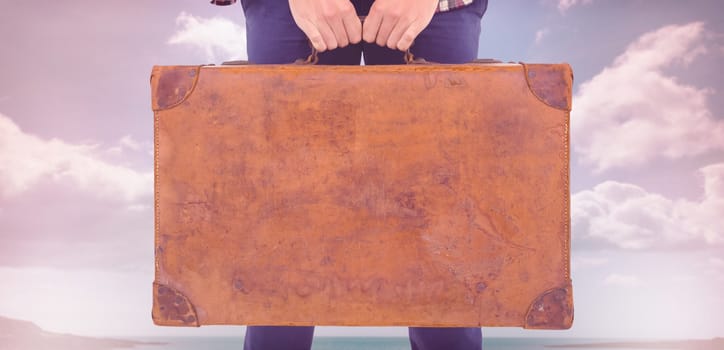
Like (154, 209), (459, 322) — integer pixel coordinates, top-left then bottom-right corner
(524, 283), (574, 330)
(522, 63), (573, 111)
(150, 66), (201, 111)
(152, 282), (200, 327)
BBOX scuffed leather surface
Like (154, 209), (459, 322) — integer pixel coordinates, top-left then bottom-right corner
(152, 63), (573, 328)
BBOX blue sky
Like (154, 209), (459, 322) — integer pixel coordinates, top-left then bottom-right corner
(0, 0), (723, 340)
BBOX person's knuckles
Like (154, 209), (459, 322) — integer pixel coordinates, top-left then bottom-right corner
(321, 3), (350, 21)
(349, 29), (362, 44)
(321, 12), (339, 21)
(387, 8), (404, 20)
(380, 29), (393, 44)
(319, 34), (336, 50)
(334, 28), (347, 42)
(402, 32), (416, 44)
(373, 2), (404, 19)
(386, 36), (398, 49)
(309, 36), (325, 50)
(341, 6), (356, 18)
(362, 28), (376, 43)
(371, 1), (391, 14)
(376, 32), (388, 46)
(398, 39), (411, 51)
(326, 35), (339, 50)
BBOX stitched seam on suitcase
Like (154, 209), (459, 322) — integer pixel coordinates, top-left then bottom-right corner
(154, 111), (160, 280)
(564, 110), (571, 280)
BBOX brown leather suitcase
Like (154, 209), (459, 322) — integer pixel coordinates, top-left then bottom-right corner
(150, 55), (574, 330)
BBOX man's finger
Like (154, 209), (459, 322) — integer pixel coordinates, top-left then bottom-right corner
(327, 17), (349, 48)
(386, 18), (411, 50)
(397, 19), (424, 51)
(342, 11), (362, 44)
(297, 18), (327, 52)
(375, 15), (398, 47)
(362, 11), (382, 43)
(315, 19), (339, 51)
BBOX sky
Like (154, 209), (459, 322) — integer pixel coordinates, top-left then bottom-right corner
(1, 0), (723, 340)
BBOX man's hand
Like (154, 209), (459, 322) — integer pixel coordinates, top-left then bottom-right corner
(288, 0), (362, 52)
(362, 0), (439, 51)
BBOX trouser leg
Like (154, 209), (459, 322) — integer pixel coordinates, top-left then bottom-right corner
(243, 325), (315, 350)
(409, 327), (483, 350)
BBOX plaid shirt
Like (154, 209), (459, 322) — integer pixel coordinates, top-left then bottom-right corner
(210, 0), (473, 13)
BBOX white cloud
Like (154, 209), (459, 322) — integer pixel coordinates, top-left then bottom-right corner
(604, 273), (641, 287)
(168, 11), (247, 62)
(535, 27), (549, 45)
(572, 163), (724, 250)
(571, 22), (724, 173)
(119, 135), (141, 151)
(0, 113), (152, 202)
(557, 0), (592, 14)
(711, 257), (724, 268)
(106, 134), (147, 156)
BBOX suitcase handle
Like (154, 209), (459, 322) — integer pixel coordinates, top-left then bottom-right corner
(297, 15), (427, 65)
(297, 43), (421, 65)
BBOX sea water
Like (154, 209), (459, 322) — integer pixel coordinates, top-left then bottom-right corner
(127, 337), (657, 350)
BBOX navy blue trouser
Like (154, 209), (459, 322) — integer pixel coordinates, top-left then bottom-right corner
(239, 0), (488, 349)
